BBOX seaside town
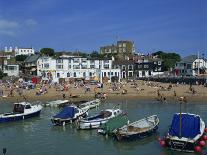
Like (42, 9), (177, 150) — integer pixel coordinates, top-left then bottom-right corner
(1, 41), (207, 154)
(0, 41), (207, 102)
(1, 1), (207, 155)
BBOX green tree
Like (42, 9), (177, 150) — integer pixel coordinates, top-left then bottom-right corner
(15, 55), (28, 61)
(40, 48), (55, 56)
(90, 51), (100, 58)
(153, 51), (181, 71)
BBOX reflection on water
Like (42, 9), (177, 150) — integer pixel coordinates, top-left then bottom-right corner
(0, 100), (207, 155)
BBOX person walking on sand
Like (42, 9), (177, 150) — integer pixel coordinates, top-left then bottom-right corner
(173, 90), (177, 97)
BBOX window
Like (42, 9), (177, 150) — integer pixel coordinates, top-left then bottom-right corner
(104, 60), (109, 63)
(67, 72), (70, 77)
(82, 59), (87, 63)
(44, 63), (49, 69)
(104, 72), (106, 77)
(129, 72), (133, 77)
(104, 64), (109, 69)
(74, 72), (76, 77)
(82, 65), (87, 69)
(187, 64), (191, 69)
(138, 65), (142, 69)
(25, 105), (31, 109)
(111, 72), (113, 75)
(74, 58), (79, 63)
(144, 65), (149, 68)
(68, 65), (71, 69)
(57, 73), (60, 78)
(128, 65), (133, 70)
(56, 59), (63, 63)
(89, 72), (92, 77)
(73, 65), (80, 69)
(90, 65), (95, 69)
(83, 72), (86, 77)
(56, 65), (63, 69)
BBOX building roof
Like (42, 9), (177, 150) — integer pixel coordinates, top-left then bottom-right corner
(180, 55), (197, 63)
(24, 54), (40, 63)
(113, 60), (134, 65)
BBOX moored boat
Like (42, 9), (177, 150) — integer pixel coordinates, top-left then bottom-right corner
(79, 99), (100, 111)
(114, 115), (159, 141)
(161, 113), (206, 153)
(51, 105), (89, 126)
(0, 102), (42, 123)
(43, 100), (69, 107)
(77, 108), (122, 129)
(98, 114), (129, 136)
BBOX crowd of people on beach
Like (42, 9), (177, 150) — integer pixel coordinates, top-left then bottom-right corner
(0, 76), (206, 103)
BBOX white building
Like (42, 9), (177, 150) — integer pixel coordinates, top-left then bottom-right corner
(175, 55), (207, 76)
(14, 47), (35, 56)
(37, 55), (121, 83)
(3, 65), (19, 77)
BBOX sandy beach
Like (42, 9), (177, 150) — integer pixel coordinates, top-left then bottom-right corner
(0, 80), (207, 103)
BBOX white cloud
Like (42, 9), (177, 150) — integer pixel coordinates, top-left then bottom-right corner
(0, 19), (19, 29)
(0, 19), (19, 36)
(0, 18), (38, 36)
(25, 19), (38, 26)
(0, 30), (15, 36)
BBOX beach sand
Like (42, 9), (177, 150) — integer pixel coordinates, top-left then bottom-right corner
(1, 80), (207, 103)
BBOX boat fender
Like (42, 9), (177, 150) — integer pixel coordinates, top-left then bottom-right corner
(202, 135), (207, 141)
(23, 116), (24, 120)
(63, 122), (66, 126)
(194, 146), (202, 153)
(199, 140), (206, 147)
(159, 140), (166, 147)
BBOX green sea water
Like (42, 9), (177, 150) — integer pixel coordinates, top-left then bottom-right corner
(0, 100), (206, 155)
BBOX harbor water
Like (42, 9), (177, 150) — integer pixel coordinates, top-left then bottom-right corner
(0, 100), (207, 155)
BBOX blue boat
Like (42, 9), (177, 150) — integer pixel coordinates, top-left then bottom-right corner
(163, 113), (205, 153)
(114, 115), (159, 141)
(51, 105), (88, 126)
(0, 102), (42, 123)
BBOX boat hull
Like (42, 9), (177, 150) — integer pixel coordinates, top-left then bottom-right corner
(78, 119), (108, 129)
(0, 110), (41, 123)
(51, 113), (87, 126)
(164, 137), (202, 153)
(115, 125), (158, 141)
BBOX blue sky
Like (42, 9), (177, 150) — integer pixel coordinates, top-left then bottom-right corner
(0, 0), (206, 56)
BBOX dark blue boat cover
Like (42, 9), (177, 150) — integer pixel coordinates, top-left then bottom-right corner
(169, 113), (201, 138)
(53, 106), (75, 119)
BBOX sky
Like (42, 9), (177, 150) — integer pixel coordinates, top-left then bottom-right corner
(0, 0), (206, 56)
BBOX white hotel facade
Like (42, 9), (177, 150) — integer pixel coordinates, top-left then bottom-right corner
(37, 55), (121, 83)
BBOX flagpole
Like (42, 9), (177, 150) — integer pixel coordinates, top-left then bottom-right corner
(179, 101), (182, 138)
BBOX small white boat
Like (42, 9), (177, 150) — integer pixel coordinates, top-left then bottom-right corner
(77, 108), (122, 129)
(0, 102), (42, 123)
(79, 99), (100, 111)
(51, 105), (89, 126)
(43, 100), (69, 107)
